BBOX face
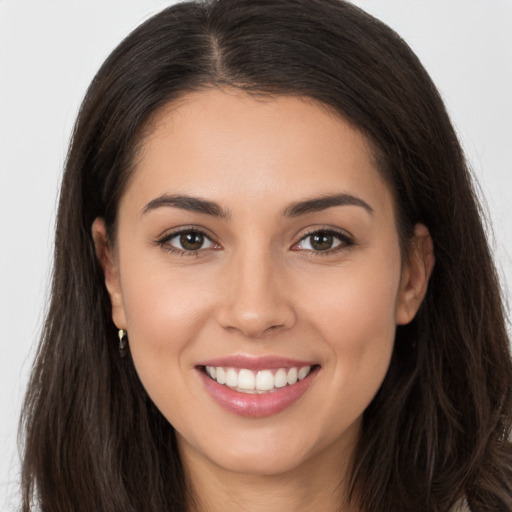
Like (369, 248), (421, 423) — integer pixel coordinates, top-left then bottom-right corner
(94, 89), (432, 480)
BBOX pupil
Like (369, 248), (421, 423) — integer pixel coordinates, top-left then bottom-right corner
(180, 232), (204, 250)
(311, 233), (333, 251)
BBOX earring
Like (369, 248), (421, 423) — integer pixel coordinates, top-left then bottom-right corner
(118, 329), (128, 357)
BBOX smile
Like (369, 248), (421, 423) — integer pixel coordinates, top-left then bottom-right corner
(197, 357), (320, 417)
(204, 365), (312, 394)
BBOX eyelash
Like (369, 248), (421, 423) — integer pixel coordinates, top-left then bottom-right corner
(156, 227), (219, 257)
(156, 227), (354, 257)
(293, 228), (354, 255)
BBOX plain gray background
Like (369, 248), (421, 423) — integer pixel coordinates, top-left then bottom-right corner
(1, 1), (511, 509)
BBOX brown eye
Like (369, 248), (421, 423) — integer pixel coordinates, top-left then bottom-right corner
(180, 232), (205, 251)
(293, 229), (352, 253)
(162, 230), (218, 253)
(310, 232), (335, 251)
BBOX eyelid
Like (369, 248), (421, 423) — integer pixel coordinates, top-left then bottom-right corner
(291, 226), (355, 253)
(156, 224), (217, 242)
(155, 225), (220, 255)
(154, 225), (354, 255)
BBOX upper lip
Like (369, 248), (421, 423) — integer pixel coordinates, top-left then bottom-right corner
(195, 355), (318, 371)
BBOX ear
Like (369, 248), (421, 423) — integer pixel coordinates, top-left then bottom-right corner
(91, 218), (127, 330)
(396, 223), (435, 325)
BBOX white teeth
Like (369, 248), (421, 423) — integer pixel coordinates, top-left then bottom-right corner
(298, 366), (311, 381)
(225, 368), (238, 387)
(256, 370), (274, 391)
(216, 367), (226, 384)
(287, 367), (298, 385)
(204, 365), (314, 393)
(237, 369), (255, 390)
(274, 368), (288, 388)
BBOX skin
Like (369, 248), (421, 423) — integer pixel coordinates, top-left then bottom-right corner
(93, 89), (434, 512)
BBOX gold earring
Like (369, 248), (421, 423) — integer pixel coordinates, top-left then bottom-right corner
(118, 329), (128, 357)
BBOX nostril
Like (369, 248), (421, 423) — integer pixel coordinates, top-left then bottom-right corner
(214, 276), (296, 337)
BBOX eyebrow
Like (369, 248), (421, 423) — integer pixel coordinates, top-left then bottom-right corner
(142, 192), (374, 219)
(283, 193), (374, 217)
(143, 194), (231, 218)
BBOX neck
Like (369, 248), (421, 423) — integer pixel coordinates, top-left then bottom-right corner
(179, 432), (361, 512)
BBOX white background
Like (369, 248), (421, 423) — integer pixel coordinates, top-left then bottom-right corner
(1, 1), (511, 509)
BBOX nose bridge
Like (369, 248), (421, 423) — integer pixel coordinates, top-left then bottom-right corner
(217, 239), (295, 337)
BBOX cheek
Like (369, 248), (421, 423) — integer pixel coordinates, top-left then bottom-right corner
(117, 258), (215, 394)
(121, 251), (214, 332)
(298, 253), (401, 399)
(302, 251), (400, 334)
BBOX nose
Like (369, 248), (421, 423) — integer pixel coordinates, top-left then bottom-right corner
(215, 246), (296, 338)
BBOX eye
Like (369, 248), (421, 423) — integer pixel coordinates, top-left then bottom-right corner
(158, 229), (219, 253)
(292, 229), (353, 253)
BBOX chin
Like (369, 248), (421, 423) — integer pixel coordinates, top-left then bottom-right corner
(208, 446), (312, 477)
(177, 417), (356, 479)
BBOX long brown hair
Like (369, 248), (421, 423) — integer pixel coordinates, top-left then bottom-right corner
(20, 1), (512, 510)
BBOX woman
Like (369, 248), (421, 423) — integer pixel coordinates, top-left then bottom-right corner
(20, 0), (512, 510)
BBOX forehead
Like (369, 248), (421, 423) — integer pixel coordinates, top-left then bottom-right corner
(125, 88), (391, 215)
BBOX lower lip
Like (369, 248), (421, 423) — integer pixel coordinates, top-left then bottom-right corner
(198, 367), (318, 418)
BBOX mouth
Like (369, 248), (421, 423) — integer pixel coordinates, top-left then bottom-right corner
(201, 364), (317, 394)
(196, 357), (320, 417)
